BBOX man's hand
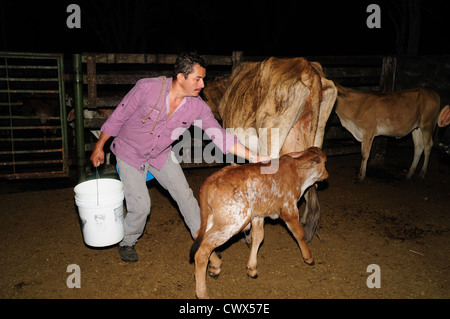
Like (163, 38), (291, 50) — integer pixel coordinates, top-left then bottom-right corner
(89, 132), (111, 167)
(229, 142), (272, 164)
(90, 147), (105, 167)
(252, 154), (272, 163)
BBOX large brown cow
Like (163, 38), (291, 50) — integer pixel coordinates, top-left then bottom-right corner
(203, 57), (337, 242)
(190, 147), (329, 299)
(335, 86), (445, 182)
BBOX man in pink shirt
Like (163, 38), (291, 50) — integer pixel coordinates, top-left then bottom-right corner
(91, 52), (269, 262)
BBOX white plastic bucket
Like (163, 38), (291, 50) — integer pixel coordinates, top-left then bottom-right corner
(74, 178), (125, 247)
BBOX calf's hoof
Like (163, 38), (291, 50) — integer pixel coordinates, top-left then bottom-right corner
(241, 231), (252, 246)
(303, 258), (315, 266)
(209, 272), (220, 280)
(246, 267), (258, 279)
(208, 266), (221, 280)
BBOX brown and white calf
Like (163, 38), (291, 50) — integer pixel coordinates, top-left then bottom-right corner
(190, 147), (328, 299)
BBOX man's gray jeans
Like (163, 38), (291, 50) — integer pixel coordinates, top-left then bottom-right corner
(117, 152), (201, 247)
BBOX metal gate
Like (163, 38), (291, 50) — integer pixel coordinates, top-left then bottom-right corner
(0, 52), (69, 179)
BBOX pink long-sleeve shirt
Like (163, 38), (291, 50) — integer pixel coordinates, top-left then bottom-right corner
(101, 77), (238, 173)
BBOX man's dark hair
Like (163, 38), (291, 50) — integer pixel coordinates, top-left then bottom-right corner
(173, 52), (207, 80)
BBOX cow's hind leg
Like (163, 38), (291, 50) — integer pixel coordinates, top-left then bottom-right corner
(407, 128), (424, 179)
(358, 136), (375, 183)
(246, 217), (264, 278)
(419, 126), (434, 179)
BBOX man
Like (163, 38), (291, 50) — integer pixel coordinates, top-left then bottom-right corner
(91, 52), (269, 262)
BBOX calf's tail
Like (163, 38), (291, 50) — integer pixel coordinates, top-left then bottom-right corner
(189, 185), (210, 263)
(189, 233), (204, 263)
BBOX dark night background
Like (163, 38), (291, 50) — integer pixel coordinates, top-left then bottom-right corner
(0, 0), (448, 56)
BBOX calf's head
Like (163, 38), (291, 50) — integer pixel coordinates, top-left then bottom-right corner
(288, 147), (328, 186)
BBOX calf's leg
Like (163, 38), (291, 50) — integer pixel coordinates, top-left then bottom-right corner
(194, 243), (213, 299)
(282, 211), (314, 265)
(208, 252), (221, 279)
(246, 217), (265, 278)
(194, 225), (240, 299)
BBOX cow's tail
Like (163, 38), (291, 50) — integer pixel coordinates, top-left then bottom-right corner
(189, 185), (210, 263)
(300, 64), (323, 242)
(301, 186), (321, 242)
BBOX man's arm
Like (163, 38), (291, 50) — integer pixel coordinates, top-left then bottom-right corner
(198, 102), (271, 163)
(90, 132), (111, 167)
(228, 141), (271, 163)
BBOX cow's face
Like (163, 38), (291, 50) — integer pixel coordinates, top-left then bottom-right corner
(177, 63), (206, 97)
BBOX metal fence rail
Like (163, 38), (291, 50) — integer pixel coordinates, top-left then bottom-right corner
(0, 52), (69, 179)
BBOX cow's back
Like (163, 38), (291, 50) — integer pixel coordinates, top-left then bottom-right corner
(202, 76), (231, 121)
(215, 57), (326, 157)
(218, 61), (262, 129)
(219, 57), (322, 129)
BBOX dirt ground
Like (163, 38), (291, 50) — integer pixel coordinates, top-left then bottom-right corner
(0, 143), (449, 300)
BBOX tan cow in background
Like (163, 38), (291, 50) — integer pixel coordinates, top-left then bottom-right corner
(203, 57), (337, 242)
(335, 86), (445, 182)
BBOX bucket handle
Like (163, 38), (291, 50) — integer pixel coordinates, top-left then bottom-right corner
(95, 167), (100, 206)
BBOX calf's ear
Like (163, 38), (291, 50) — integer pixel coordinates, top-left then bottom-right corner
(297, 155), (321, 169)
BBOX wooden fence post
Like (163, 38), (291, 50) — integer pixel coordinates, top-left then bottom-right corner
(86, 55), (97, 109)
(372, 56), (398, 166)
(380, 56), (397, 93)
(232, 51), (244, 70)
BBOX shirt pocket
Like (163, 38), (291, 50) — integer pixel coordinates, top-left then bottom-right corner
(145, 107), (162, 122)
(137, 108), (162, 133)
